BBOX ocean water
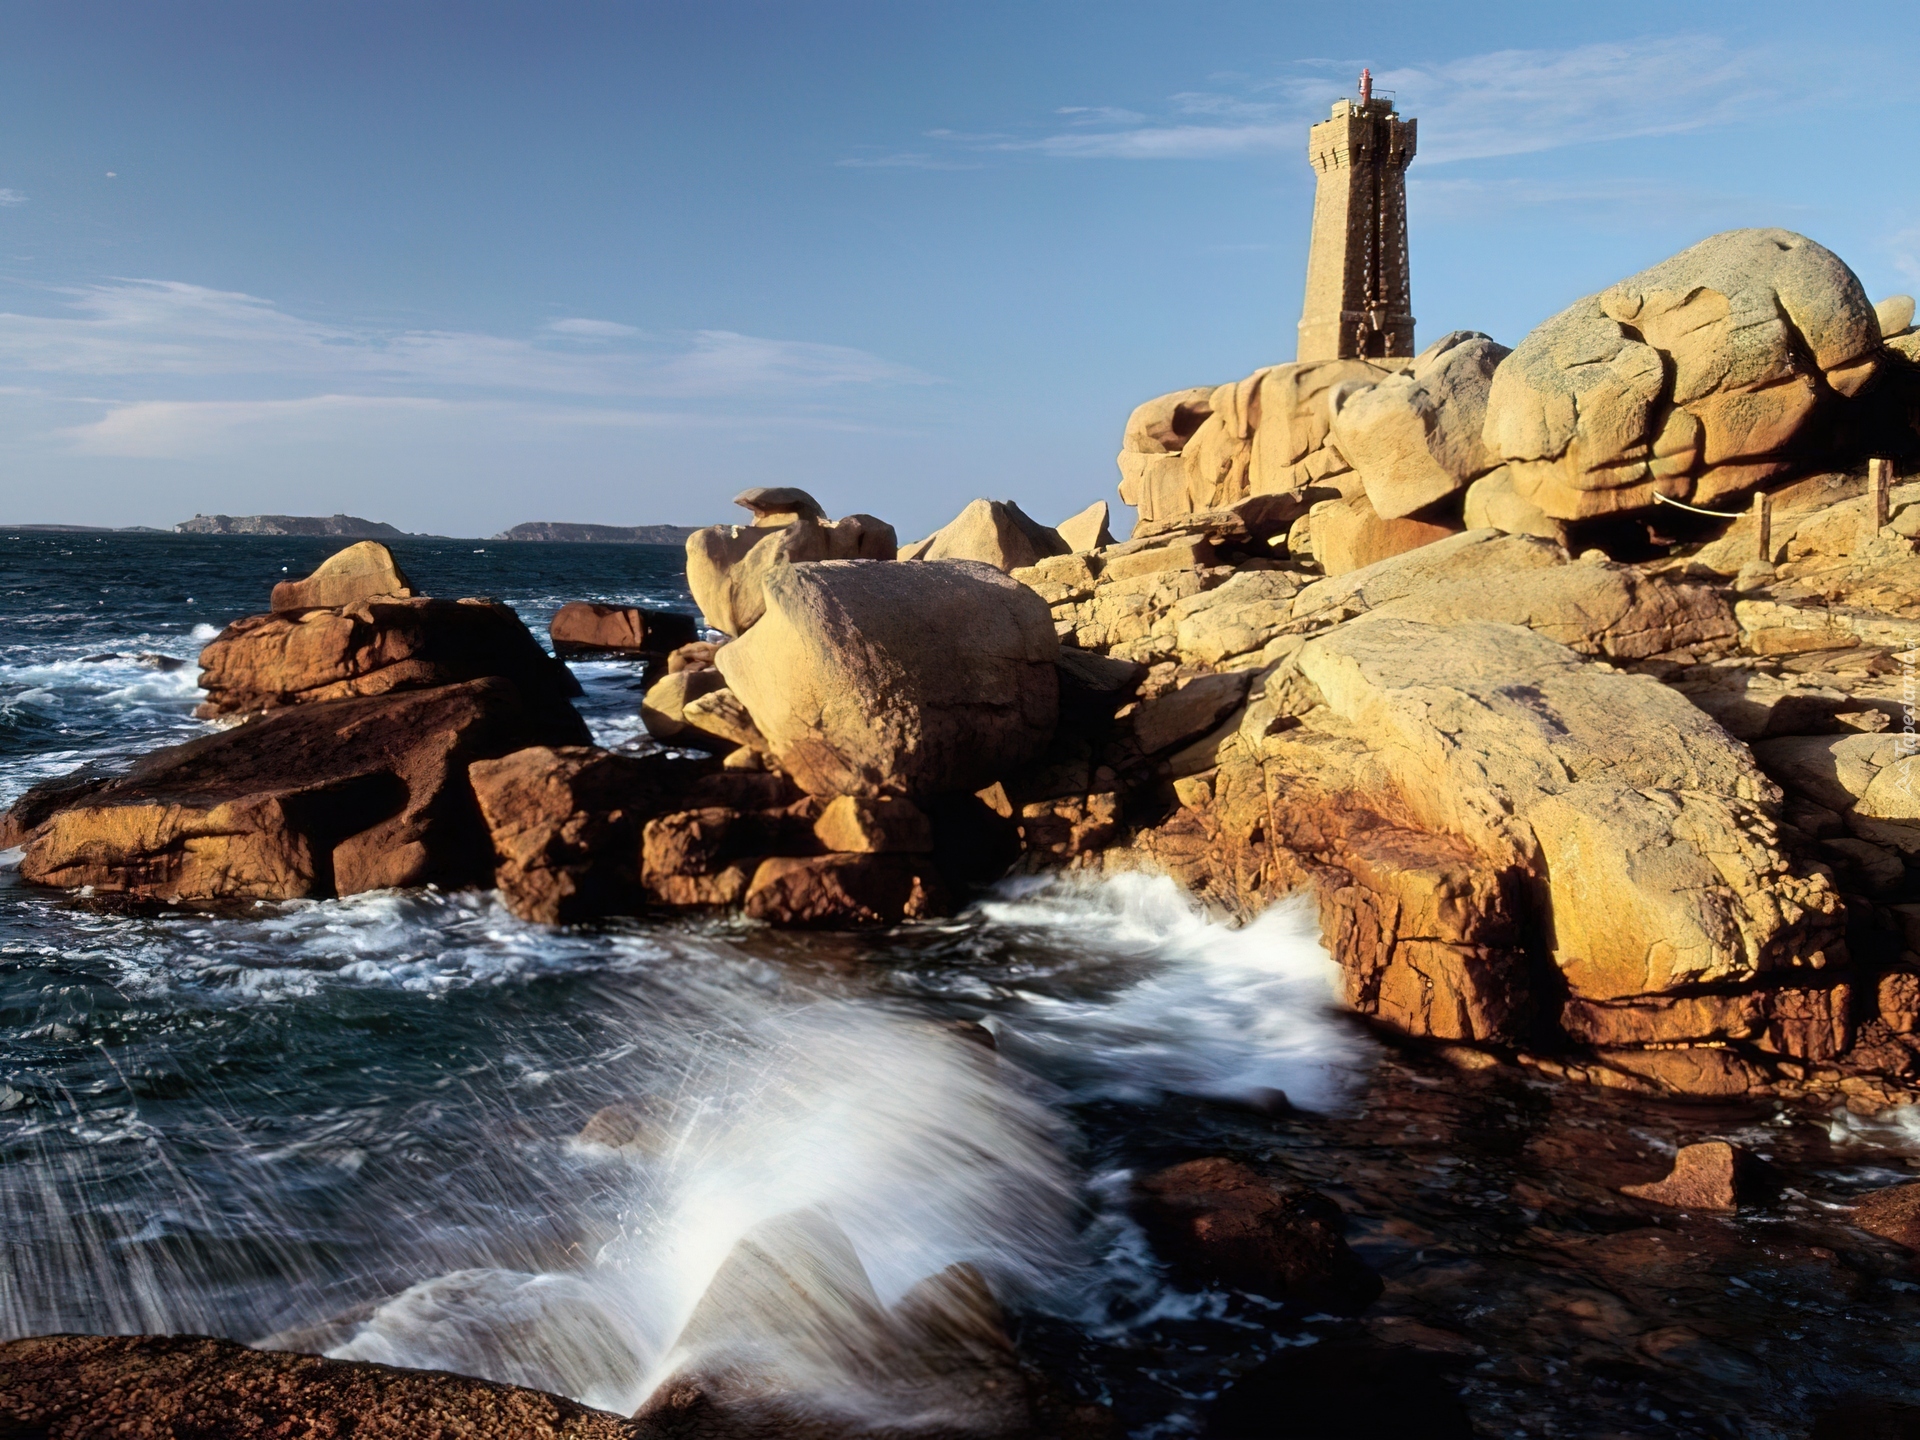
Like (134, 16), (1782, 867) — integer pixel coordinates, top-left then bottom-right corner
(5, 533), (1920, 1438)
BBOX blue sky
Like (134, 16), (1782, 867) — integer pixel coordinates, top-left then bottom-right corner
(0, 0), (1915, 538)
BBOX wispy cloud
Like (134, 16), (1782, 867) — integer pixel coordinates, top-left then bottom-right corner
(1407, 174), (1799, 223)
(0, 279), (934, 397)
(0, 278), (936, 459)
(546, 316), (638, 337)
(876, 35), (1822, 168)
(0, 189), (24, 206)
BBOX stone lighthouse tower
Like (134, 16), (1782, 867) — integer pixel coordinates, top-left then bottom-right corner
(1297, 69), (1416, 362)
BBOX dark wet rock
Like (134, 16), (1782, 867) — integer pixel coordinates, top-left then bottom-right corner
(550, 602), (699, 658)
(1132, 1157), (1381, 1310)
(1812, 1400), (1920, 1439)
(1204, 1340), (1473, 1439)
(0, 1332), (637, 1438)
(7, 679), (584, 902)
(1851, 1181), (1920, 1249)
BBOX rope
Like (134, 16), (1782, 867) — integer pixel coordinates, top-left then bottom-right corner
(1651, 491), (1747, 520)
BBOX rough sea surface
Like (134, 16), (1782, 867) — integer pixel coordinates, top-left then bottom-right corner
(5, 533), (1920, 1438)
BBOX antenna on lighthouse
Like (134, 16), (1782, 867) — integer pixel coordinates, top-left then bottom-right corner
(1359, 67), (1372, 106)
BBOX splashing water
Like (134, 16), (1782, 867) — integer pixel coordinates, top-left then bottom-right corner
(975, 872), (1372, 1112)
(321, 1000), (1081, 1417)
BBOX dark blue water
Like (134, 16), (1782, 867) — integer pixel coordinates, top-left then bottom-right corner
(4, 535), (1920, 1439)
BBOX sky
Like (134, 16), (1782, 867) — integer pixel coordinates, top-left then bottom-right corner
(0, 0), (1915, 539)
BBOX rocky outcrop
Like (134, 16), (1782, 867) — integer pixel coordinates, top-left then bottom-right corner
(685, 488), (897, 637)
(470, 746), (695, 923)
(197, 595), (584, 730)
(715, 559), (1059, 798)
(6, 678), (586, 902)
(0, 1334), (636, 1439)
(1329, 330), (1509, 520)
(1116, 386), (1217, 524)
(899, 498), (1068, 571)
(470, 747), (811, 923)
(1116, 361), (1402, 531)
(1484, 229), (1884, 519)
(495, 521), (701, 544)
(270, 540), (413, 611)
(549, 603), (698, 658)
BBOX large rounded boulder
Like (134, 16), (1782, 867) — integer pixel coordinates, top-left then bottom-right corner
(714, 559), (1059, 798)
(1484, 228), (1883, 519)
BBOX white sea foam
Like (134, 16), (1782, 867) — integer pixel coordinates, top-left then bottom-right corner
(975, 871), (1371, 1113)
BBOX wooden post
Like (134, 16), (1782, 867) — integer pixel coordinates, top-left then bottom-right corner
(1753, 490), (1772, 564)
(1871, 457), (1894, 530)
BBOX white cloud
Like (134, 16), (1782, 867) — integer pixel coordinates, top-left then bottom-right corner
(546, 317), (639, 337)
(907, 35), (1821, 166)
(0, 279), (935, 399)
(0, 189), (24, 206)
(1406, 174), (1796, 223)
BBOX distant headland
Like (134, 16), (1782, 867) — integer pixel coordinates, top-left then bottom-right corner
(0, 514), (705, 542)
(176, 513), (409, 538)
(491, 521), (700, 544)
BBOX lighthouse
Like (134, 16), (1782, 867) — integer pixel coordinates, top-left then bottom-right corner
(1297, 69), (1417, 362)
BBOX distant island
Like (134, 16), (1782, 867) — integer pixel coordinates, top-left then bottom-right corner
(493, 522), (699, 544)
(176, 514), (410, 538)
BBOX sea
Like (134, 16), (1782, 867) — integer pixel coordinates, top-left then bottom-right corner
(3, 532), (1919, 1438)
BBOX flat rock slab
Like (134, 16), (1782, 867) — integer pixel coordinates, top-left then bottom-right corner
(1357, 560), (1736, 661)
(1296, 618), (1843, 1000)
(1291, 527), (1568, 620)
(9, 678), (586, 902)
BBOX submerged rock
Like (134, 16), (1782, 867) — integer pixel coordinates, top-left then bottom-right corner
(1132, 1157), (1380, 1310)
